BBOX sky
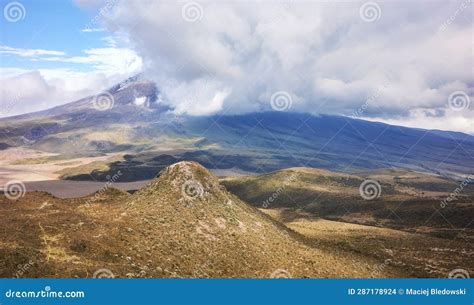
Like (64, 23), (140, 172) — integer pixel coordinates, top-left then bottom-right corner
(0, 0), (473, 133)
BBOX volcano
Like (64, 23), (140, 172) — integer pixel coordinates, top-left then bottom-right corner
(1, 76), (473, 182)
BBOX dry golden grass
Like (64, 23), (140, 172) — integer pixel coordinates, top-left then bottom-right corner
(0, 162), (414, 278)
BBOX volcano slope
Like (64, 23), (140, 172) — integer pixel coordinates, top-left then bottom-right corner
(0, 161), (409, 278)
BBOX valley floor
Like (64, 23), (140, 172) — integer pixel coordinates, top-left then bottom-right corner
(22, 180), (150, 198)
(261, 209), (473, 278)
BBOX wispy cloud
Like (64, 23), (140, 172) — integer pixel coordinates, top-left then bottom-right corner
(81, 27), (105, 32)
(0, 45), (66, 58)
(41, 47), (142, 75)
(1, 43), (142, 77)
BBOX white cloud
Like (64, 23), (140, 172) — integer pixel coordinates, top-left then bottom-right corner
(167, 79), (232, 115)
(0, 45), (66, 57)
(2, 1), (472, 134)
(0, 38), (143, 118)
(73, 0), (109, 9)
(0, 69), (119, 117)
(365, 108), (474, 135)
(81, 27), (105, 32)
(104, 0), (472, 132)
(42, 47), (142, 76)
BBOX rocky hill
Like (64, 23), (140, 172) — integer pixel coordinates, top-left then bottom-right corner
(0, 161), (408, 278)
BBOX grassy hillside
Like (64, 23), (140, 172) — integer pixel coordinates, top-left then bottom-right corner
(261, 210), (473, 278)
(0, 162), (408, 278)
(222, 167), (474, 238)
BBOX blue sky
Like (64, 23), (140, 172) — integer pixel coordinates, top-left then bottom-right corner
(0, 0), (472, 133)
(1, 0), (121, 71)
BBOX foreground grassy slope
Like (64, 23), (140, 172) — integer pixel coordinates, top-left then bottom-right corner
(0, 162), (409, 278)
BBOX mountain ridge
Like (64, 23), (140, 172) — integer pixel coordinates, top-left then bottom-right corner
(1, 74), (471, 137)
(1, 77), (473, 181)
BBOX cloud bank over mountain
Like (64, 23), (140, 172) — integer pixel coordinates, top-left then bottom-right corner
(106, 0), (472, 132)
(1, 0), (472, 133)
